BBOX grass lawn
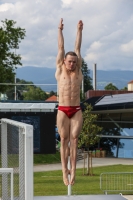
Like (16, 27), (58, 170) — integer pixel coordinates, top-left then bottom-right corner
(34, 164), (133, 196)
(34, 152), (61, 165)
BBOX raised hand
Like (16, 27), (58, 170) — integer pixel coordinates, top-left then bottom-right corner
(77, 20), (83, 30)
(58, 18), (64, 30)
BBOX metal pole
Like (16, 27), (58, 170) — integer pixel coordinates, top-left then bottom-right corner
(93, 63), (97, 90)
(67, 142), (71, 195)
(68, 156), (71, 195)
(83, 152), (85, 175)
(14, 70), (16, 100)
(14, 48), (16, 100)
(11, 168), (14, 200)
(25, 125), (33, 200)
(87, 152), (89, 174)
(0, 83), (57, 86)
(82, 75), (84, 99)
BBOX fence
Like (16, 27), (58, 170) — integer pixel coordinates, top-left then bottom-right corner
(0, 168), (13, 200)
(0, 118), (33, 200)
(100, 172), (133, 194)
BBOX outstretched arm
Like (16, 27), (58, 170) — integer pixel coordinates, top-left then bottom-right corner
(74, 20), (83, 68)
(56, 18), (65, 68)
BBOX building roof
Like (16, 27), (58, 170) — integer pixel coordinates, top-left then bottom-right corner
(45, 95), (57, 102)
(128, 80), (133, 84)
(0, 102), (57, 112)
(85, 90), (133, 99)
(95, 93), (133, 106)
(92, 93), (133, 113)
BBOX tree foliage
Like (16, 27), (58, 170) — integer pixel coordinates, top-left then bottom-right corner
(0, 19), (26, 93)
(5, 78), (57, 101)
(6, 88), (23, 100)
(48, 90), (57, 97)
(81, 59), (93, 92)
(23, 86), (48, 101)
(78, 103), (102, 150)
(5, 78), (33, 100)
(16, 78), (33, 91)
(100, 127), (124, 156)
(120, 86), (127, 90)
(104, 83), (118, 90)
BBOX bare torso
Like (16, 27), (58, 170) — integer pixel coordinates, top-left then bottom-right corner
(55, 64), (83, 106)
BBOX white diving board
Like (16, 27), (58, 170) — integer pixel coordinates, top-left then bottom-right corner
(34, 195), (126, 200)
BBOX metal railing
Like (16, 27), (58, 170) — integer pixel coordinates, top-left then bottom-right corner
(100, 172), (133, 195)
(0, 168), (13, 200)
(1, 118), (33, 200)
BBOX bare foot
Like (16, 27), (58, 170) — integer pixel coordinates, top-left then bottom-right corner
(62, 169), (70, 186)
(70, 169), (75, 185)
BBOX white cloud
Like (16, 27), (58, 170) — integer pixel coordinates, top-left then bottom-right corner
(121, 40), (133, 53)
(0, 0), (133, 70)
(61, 0), (73, 6)
(0, 3), (14, 12)
(84, 41), (103, 63)
(85, 52), (99, 62)
(90, 41), (102, 51)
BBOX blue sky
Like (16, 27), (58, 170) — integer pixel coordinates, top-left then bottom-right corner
(0, 0), (133, 71)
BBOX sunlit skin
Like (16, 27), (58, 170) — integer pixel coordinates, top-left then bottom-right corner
(55, 18), (83, 186)
(64, 55), (77, 72)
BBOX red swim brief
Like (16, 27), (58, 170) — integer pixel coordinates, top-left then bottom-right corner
(58, 106), (81, 118)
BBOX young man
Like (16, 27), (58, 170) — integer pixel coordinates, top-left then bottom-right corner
(55, 18), (83, 186)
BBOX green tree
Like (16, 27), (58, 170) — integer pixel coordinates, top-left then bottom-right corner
(48, 91), (57, 97)
(81, 59), (93, 93)
(120, 86), (127, 90)
(0, 19), (26, 93)
(100, 127), (124, 157)
(6, 78), (56, 101)
(16, 78), (34, 91)
(23, 86), (48, 101)
(6, 88), (23, 100)
(5, 78), (33, 100)
(104, 83), (118, 90)
(78, 103), (102, 150)
(78, 103), (102, 175)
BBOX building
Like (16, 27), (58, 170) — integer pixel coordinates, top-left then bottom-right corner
(84, 90), (133, 158)
(0, 102), (57, 154)
(0, 93), (8, 100)
(45, 95), (57, 102)
(128, 80), (133, 91)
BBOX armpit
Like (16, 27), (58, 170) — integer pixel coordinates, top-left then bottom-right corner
(55, 67), (62, 79)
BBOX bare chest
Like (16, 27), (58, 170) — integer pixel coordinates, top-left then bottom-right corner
(59, 70), (82, 85)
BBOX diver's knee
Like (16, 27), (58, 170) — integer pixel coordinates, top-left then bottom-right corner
(61, 137), (69, 145)
(73, 137), (78, 145)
